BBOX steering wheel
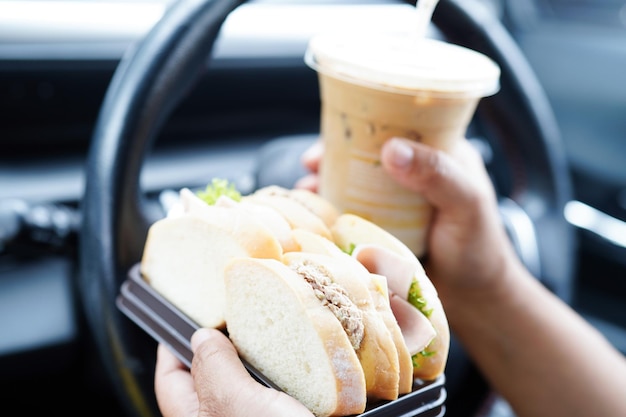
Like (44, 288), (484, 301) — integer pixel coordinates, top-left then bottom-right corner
(79, 1), (575, 417)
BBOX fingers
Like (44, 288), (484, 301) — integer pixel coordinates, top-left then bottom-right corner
(293, 173), (319, 192)
(380, 137), (522, 298)
(154, 344), (199, 417)
(295, 140), (323, 191)
(380, 137), (496, 219)
(190, 328), (253, 404)
(300, 140), (323, 174)
(298, 136), (494, 215)
(189, 328), (250, 416)
(191, 328), (314, 417)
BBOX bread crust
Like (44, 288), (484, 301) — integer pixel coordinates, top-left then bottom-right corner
(251, 186), (340, 228)
(245, 187), (333, 240)
(288, 188), (340, 227)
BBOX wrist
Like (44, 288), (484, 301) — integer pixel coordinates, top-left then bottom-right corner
(440, 250), (532, 332)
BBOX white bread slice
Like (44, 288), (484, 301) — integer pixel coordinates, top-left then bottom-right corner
(140, 213), (282, 329)
(253, 185), (340, 228)
(244, 187), (333, 240)
(289, 188), (340, 227)
(331, 213), (449, 381)
(289, 228), (346, 256)
(276, 188), (339, 227)
(282, 251), (401, 401)
(215, 195), (299, 253)
(289, 229), (413, 395)
(331, 213), (415, 260)
(173, 188), (284, 258)
(223, 257), (367, 417)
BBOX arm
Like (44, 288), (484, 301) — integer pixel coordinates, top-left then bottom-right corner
(378, 137), (626, 417)
(451, 260), (626, 417)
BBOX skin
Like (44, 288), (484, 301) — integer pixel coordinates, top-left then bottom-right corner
(155, 328), (314, 417)
(155, 137), (626, 417)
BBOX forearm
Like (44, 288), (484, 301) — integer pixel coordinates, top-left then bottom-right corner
(446, 260), (626, 417)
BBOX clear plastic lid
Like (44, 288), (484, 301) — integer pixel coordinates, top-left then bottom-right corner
(305, 31), (501, 98)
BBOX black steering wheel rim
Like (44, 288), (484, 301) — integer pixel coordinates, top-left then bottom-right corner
(79, 1), (575, 417)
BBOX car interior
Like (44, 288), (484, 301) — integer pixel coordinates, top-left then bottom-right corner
(1, 0), (625, 416)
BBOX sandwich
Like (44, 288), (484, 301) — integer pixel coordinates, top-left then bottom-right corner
(224, 257), (368, 417)
(331, 213), (450, 380)
(139, 179), (449, 415)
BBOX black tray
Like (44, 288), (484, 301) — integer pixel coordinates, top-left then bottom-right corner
(117, 263), (447, 417)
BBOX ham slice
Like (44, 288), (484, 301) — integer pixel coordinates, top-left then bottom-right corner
(352, 243), (437, 355)
(352, 243), (416, 298)
(389, 292), (436, 355)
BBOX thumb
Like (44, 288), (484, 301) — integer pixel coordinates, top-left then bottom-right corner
(190, 328), (314, 417)
(190, 328), (255, 407)
(380, 137), (495, 216)
(190, 328), (255, 416)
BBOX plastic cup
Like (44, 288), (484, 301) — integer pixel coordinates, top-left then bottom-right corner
(305, 31), (500, 257)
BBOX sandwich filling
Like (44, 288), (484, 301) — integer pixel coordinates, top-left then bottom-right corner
(291, 261), (365, 351)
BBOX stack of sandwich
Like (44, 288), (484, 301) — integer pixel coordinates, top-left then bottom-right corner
(140, 180), (450, 417)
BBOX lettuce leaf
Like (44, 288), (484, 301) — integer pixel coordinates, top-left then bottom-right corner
(196, 178), (241, 205)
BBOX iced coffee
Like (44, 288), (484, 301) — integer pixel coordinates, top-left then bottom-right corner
(305, 32), (500, 257)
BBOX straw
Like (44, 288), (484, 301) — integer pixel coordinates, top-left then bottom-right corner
(413, 0), (440, 40)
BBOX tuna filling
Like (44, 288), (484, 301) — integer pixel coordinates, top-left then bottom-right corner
(291, 261), (364, 351)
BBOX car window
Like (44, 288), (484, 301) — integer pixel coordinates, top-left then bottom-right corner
(503, 0), (626, 351)
(540, 0), (626, 26)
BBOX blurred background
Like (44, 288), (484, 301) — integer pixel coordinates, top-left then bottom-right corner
(1, 0), (624, 416)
